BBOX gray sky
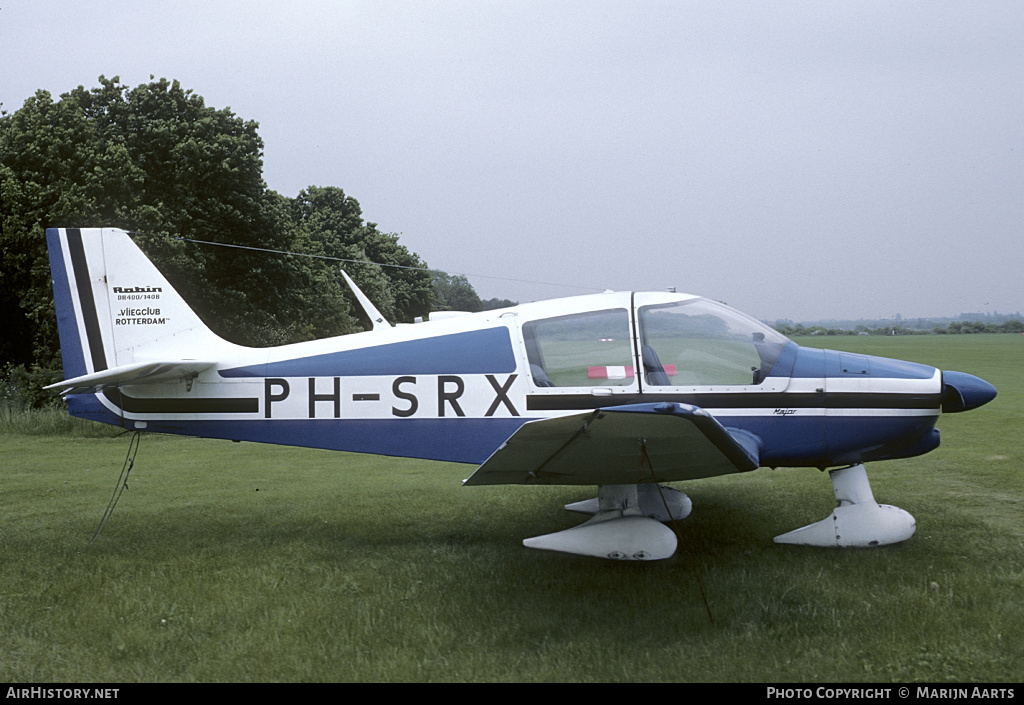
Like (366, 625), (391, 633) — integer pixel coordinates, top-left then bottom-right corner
(3, 1), (1022, 322)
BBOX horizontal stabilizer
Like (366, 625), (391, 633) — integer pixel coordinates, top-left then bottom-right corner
(44, 360), (215, 396)
(464, 402), (761, 486)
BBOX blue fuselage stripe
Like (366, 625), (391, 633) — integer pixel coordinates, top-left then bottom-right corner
(219, 327), (518, 378)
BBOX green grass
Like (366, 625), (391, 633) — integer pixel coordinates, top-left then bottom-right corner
(1, 335), (1021, 682)
(0, 402), (121, 438)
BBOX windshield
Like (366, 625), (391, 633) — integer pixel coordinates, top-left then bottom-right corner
(638, 298), (789, 386)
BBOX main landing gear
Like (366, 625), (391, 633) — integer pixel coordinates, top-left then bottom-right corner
(520, 463), (915, 560)
(523, 483), (691, 561)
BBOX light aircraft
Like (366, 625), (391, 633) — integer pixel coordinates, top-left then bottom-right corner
(44, 227), (997, 560)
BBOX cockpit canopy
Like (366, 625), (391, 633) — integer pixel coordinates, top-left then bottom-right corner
(522, 295), (789, 389)
(637, 297), (789, 386)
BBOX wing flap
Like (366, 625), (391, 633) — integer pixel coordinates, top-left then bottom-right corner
(464, 402), (761, 486)
(44, 361), (215, 396)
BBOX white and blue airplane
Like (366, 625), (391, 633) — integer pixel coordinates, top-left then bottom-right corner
(44, 227), (997, 560)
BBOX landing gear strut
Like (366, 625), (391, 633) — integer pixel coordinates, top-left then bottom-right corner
(774, 463), (916, 547)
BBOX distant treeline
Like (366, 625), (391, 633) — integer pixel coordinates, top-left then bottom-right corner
(775, 320), (1024, 337)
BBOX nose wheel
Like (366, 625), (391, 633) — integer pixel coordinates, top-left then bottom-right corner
(774, 464), (916, 547)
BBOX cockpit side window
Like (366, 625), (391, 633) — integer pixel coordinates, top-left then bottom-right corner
(522, 308), (633, 387)
(638, 299), (787, 386)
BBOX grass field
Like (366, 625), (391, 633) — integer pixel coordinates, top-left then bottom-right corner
(1, 335), (1021, 682)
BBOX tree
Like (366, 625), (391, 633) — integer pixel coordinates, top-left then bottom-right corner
(1, 87), (103, 372)
(0, 76), (439, 404)
(480, 297), (518, 311)
(0, 76), (303, 370)
(288, 185), (433, 332)
(431, 271), (482, 312)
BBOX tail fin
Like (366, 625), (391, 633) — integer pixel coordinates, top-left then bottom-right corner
(45, 228), (235, 392)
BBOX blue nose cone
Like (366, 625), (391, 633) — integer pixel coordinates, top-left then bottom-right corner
(942, 371), (998, 413)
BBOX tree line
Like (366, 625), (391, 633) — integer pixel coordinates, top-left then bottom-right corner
(1, 76), (511, 406)
(775, 320), (1024, 337)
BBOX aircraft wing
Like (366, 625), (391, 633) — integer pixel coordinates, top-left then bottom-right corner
(463, 402), (762, 486)
(44, 361), (216, 396)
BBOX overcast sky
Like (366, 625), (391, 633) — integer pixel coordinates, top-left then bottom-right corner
(3, 1), (1022, 321)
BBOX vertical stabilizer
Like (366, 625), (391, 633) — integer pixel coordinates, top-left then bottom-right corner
(45, 227), (234, 378)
